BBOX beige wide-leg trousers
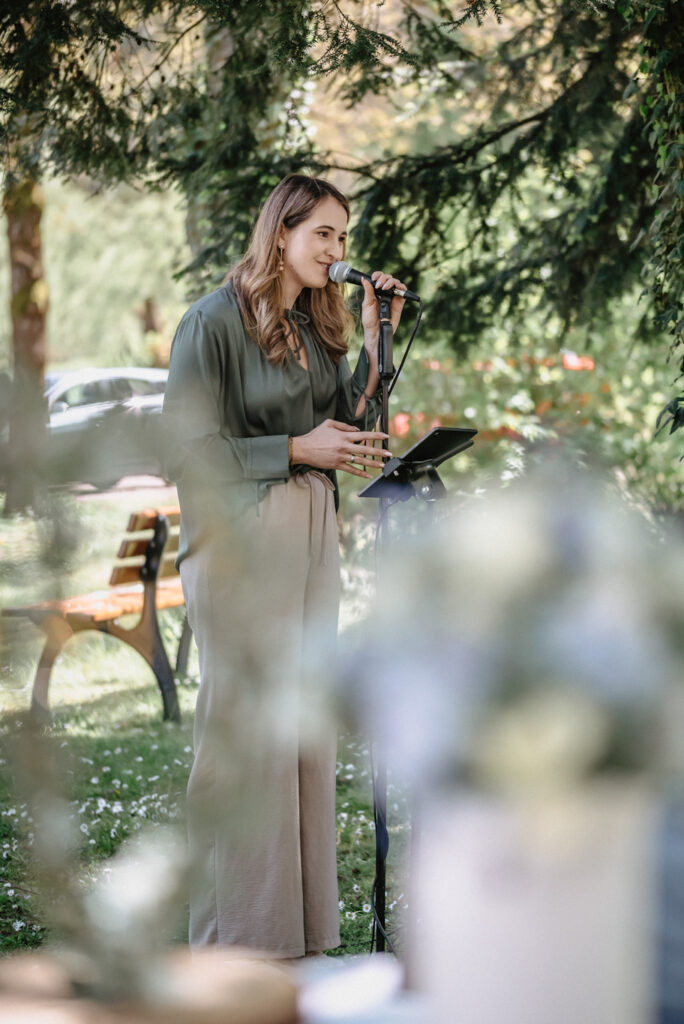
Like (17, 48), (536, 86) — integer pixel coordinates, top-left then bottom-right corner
(180, 471), (341, 957)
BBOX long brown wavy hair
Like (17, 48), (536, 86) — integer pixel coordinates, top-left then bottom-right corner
(226, 175), (355, 366)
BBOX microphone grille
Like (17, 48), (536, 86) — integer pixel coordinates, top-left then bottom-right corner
(328, 261), (350, 284)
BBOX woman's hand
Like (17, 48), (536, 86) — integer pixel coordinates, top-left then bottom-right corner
(291, 419), (392, 479)
(361, 271), (407, 353)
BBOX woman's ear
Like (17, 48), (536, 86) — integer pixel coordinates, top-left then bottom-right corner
(277, 228), (287, 249)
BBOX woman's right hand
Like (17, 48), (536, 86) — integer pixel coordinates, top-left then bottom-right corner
(291, 419), (392, 480)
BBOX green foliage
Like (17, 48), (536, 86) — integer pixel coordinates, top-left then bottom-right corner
(3, 1), (683, 377)
(148, 0), (674, 385)
(629, 1), (684, 361)
(656, 395), (684, 440)
(1, 0), (151, 180)
(336, 5), (653, 350)
(429, 0), (684, 420)
(365, 290), (684, 514)
(4, 0), (684, 457)
(0, 1), (421, 183)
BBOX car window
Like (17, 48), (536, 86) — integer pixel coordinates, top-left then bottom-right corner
(109, 378), (134, 401)
(128, 378), (166, 397)
(61, 381), (113, 407)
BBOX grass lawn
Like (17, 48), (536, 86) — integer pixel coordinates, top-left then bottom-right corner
(0, 481), (409, 960)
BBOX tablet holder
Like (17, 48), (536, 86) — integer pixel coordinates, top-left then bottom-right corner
(358, 426), (477, 504)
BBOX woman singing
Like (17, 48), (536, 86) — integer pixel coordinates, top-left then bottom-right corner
(163, 174), (406, 959)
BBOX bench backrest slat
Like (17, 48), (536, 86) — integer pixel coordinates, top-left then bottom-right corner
(117, 533), (180, 560)
(127, 506), (181, 532)
(110, 556), (178, 588)
(108, 508), (181, 589)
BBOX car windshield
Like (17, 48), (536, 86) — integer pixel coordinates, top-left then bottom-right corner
(48, 371), (167, 408)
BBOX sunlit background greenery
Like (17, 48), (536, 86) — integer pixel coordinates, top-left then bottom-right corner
(0, 180), (189, 372)
(1, 0), (683, 980)
(1, 172), (681, 514)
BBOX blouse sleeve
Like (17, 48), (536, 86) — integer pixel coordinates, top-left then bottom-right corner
(162, 309), (290, 487)
(335, 346), (381, 431)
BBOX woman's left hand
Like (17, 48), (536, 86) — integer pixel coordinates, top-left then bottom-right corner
(361, 271), (407, 352)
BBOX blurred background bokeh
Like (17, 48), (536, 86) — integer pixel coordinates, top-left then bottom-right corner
(1, 1), (684, 1020)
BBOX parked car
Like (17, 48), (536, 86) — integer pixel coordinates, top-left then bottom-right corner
(1, 367), (169, 490)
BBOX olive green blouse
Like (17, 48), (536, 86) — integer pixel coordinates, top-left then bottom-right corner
(162, 281), (380, 565)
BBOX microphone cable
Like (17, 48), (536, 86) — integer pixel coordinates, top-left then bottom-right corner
(388, 298), (423, 397)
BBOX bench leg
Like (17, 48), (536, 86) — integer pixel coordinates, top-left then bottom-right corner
(151, 634), (179, 724)
(102, 612), (181, 723)
(176, 613), (193, 676)
(149, 620), (181, 723)
(31, 618), (74, 724)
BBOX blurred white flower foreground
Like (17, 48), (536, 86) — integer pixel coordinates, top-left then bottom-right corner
(342, 460), (684, 1023)
(348, 462), (684, 795)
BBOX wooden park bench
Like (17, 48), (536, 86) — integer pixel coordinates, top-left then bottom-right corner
(2, 506), (192, 724)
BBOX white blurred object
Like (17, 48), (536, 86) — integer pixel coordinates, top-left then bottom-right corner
(299, 955), (429, 1023)
(339, 463), (681, 1023)
(74, 827), (189, 1000)
(410, 782), (656, 1024)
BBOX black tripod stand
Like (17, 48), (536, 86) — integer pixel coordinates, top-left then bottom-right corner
(357, 287), (477, 952)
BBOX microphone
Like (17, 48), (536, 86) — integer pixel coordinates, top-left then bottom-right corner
(328, 261), (419, 302)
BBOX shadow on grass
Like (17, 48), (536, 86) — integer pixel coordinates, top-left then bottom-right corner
(1, 682), (196, 733)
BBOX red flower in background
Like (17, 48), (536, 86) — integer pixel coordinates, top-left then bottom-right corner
(561, 351), (595, 371)
(391, 412), (411, 438)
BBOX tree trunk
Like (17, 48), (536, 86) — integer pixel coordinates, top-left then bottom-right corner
(2, 174), (48, 515)
(184, 24), (235, 258)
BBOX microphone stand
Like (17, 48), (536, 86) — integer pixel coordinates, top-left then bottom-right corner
(376, 289), (395, 437)
(362, 290), (477, 955)
(373, 288), (395, 953)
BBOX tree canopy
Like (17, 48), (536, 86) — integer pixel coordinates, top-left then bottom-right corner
(2, 0), (683, 417)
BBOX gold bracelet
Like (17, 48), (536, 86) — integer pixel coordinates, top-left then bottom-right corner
(288, 436), (294, 466)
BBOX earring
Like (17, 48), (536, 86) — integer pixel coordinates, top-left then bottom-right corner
(277, 246), (284, 273)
